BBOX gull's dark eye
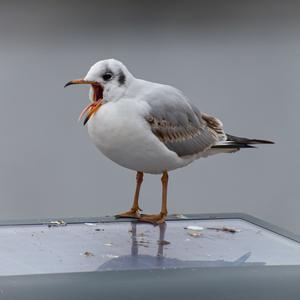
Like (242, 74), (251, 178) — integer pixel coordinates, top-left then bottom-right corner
(102, 73), (113, 81)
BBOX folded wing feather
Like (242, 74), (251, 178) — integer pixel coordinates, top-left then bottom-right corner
(144, 85), (225, 157)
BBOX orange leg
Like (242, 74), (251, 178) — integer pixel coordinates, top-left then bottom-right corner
(115, 172), (143, 219)
(139, 171), (168, 224)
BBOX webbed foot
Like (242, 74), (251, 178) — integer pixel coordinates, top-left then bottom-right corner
(115, 208), (142, 219)
(139, 212), (167, 225)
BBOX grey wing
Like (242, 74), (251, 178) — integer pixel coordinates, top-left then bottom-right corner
(144, 85), (226, 157)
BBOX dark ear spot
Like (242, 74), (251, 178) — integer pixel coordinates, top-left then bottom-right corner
(118, 70), (126, 85)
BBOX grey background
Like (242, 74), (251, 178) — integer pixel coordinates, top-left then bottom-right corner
(0, 1), (299, 233)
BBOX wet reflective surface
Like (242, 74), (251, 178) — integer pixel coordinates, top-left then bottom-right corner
(0, 218), (300, 276)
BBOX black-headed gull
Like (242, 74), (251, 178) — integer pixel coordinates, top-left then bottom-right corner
(65, 59), (273, 224)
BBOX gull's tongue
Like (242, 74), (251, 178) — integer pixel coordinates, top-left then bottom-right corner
(78, 99), (102, 126)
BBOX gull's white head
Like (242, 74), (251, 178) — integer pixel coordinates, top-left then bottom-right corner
(65, 59), (134, 103)
(65, 59), (134, 125)
(85, 59), (134, 102)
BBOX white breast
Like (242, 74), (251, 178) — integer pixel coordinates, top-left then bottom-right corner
(87, 99), (193, 174)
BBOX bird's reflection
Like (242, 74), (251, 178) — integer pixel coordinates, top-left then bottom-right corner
(131, 222), (167, 255)
(98, 222), (264, 271)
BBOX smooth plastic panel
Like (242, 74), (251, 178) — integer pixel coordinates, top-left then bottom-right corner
(1, 218), (300, 276)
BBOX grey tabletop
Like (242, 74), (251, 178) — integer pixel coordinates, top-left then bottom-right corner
(1, 214), (300, 300)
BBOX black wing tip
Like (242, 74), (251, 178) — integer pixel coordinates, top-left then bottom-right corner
(226, 134), (275, 145)
(250, 139), (275, 144)
(239, 144), (257, 148)
(212, 144), (257, 149)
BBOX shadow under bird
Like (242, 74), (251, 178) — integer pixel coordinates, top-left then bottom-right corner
(65, 59), (274, 224)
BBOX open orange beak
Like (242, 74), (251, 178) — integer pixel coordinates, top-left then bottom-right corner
(64, 79), (104, 126)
